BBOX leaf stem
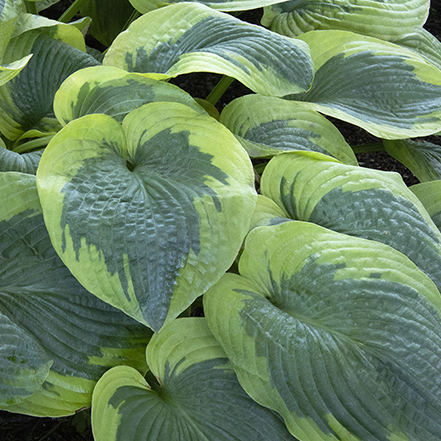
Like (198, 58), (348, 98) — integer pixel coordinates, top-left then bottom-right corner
(13, 135), (54, 154)
(25, 1), (38, 14)
(352, 142), (385, 154)
(205, 76), (235, 106)
(58, 0), (88, 23)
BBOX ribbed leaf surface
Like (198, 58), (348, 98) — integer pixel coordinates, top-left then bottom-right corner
(204, 221), (441, 441)
(54, 65), (204, 125)
(384, 138), (441, 182)
(0, 172), (151, 416)
(0, 149), (42, 173)
(286, 30), (441, 138)
(262, 0), (429, 40)
(0, 31), (99, 141)
(220, 94), (356, 163)
(261, 151), (441, 292)
(104, 2), (313, 96)
(37, 103), (256, 331)
(92, 318), (295, 441)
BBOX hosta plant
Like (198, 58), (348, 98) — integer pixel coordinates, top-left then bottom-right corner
(1, 0), (441, 440)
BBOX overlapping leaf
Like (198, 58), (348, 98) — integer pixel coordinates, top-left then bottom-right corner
(0, 0), (25, 22)
(0, 172), (151, 417)
(0, 148), (42, 173)
(0, 30), (99, 141)
(394, 26), (441, 72)
(220, 94), (357, 163)
(384, 138), (441, 182)
(36, 102), (256, 331)
(285, 30), (441, 139)
(260, 151), (441, 292)
(204, 221), (441, 441)
(54, 65), (205, 125)
(92, 317), (295, 441)
(261, 0), (429, 40)
(104, 2), (314, 96)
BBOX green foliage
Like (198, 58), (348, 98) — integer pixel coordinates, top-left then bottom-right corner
(1, 0), (441, 440)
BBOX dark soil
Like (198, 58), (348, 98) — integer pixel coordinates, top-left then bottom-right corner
(2, 2), (441, 441)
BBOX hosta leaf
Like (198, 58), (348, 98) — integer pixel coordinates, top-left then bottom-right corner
(204, 221), (441, 441)
(0, 54), (32, 86)
(383, 138), (441, 182)
(394, 26), (441, 72)
(0, 31), (99, 141)
(0, 313), (52, 407)
(411, 180), (441, 231)
(104, 2), (313, 97)
(130, 0), (288, 13)
(80, 0), (135, 47)
(250, 194), (289, 229)
(54, 65), (205, 125)
(260, 151), (441, 292)
(0, 148), (42, 173)
(0, 172), (151, 417)
(220, 94), (357, 164)
(11, 13), (87, 51)
(92, 317), (295, 441)
(0, 0), (25, 22)
(285, 30), (441, 139)
(261, 0), (429, 40)
(36, 102), (256, 331)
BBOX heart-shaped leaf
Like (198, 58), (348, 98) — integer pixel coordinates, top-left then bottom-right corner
(104, 2), (314, 97)
(92, 317), (295, 441)
(261, 0), (429, 40)
(286, 30), (441, 139)
(36, 102), (256, 331)
(260, 151), (441, 292)
(54, 65), (205, 125)
(0, 172), (152, 417)
(220, 94), (357, 164)
(204, 221), (441, 441)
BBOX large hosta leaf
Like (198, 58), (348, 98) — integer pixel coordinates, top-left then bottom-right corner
(383, 138), (441, 182)
(92, 317), (295, 441)
(285, 30), (441, 139)
(104, 2), (313, 97)
(54, 65), (205, 126)
(220, 94), (357, 164)
(36, 102), (256, 331)
(261, 0), (429, 40)
(260, 151), (441, 292)
(0, 30), (99, 141)
(0, 172), (151, 417)
(204, 221), (441, 441)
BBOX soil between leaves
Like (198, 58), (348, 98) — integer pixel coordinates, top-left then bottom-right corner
(1, 2), (440, 441)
